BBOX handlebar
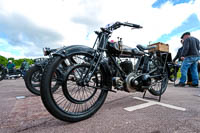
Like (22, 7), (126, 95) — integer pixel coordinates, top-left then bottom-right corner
(103, 21), (142, 33)
(122, 22), (143, 28)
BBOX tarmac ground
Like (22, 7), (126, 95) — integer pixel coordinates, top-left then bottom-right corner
(0, 78), (200, 133)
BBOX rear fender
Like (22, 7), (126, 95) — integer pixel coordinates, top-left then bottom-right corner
(35, 58), (49, 67)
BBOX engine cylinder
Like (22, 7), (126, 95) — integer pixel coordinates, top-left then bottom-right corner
(120, 60), (133, 74)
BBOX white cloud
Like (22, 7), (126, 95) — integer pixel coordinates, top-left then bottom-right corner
(191, 30), (200, 39)
(0, 0), (200, 59)
(166, 30), (200, 59)
(166, 35), (182, 58)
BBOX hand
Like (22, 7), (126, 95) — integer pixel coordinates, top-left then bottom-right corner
(181, 57), (185, 60)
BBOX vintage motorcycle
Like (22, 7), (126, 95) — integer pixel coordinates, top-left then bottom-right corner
(24, 47), (60, 96)
(24, 46), (90, 96)
(40, 21), (173, 122)
(0, 64), (22, 80)
(0, 64), (6, 81)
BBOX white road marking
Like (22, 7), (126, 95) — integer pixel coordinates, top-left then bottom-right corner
(124, 97), (186, 112)
(16, 96), (26, 99)
(194, 94), (200, 97)
(124, 102), (155, 111)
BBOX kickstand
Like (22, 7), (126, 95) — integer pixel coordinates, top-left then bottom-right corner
(158, 88), (162, 102)
(158, 94), (161, 102)
(143, 90), (147, 98)
(143, 90), (162, 102)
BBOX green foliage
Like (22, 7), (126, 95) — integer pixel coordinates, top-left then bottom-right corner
(177, 70), (181, 78)
(0, 55), (8, 66)
(0, 55), (34, 68)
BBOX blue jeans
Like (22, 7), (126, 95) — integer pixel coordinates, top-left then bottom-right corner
(180, 56), (199, 85)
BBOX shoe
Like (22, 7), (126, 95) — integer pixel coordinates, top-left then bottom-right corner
(175, 83), (185, 87)
(186, 82), (192, 85)
(189, 84), (198, 87)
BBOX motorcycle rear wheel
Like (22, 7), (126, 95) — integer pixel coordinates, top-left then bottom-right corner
(148, 59), (169, 96)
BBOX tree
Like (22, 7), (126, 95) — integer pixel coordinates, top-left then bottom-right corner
(0, 55), (34, 68)
(0, 55), (8, 66)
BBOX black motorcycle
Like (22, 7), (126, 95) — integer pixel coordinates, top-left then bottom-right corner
(24, 47), (60, 96)
(0, 64), (6, 81)
(24, 46), (87, 96)
(40, 21), (173, 122)
(0, 64), (22, 80)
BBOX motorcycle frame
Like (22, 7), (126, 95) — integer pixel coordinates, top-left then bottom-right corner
(82, 23), (171, 89)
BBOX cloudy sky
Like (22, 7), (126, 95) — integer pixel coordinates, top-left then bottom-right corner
(0, 0), (200, 59)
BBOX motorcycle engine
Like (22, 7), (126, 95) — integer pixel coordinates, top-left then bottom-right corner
(120, 60), (133, 75)
(125, 73), (151, 92)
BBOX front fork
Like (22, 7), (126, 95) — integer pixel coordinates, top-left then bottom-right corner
(82, 52), (103, 84)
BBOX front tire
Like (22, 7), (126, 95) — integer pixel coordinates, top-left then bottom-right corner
(24, 65), (42, 96)
(41, 55), (108, 122)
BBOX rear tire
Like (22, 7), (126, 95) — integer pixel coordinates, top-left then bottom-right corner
(148, 58), (168, 96)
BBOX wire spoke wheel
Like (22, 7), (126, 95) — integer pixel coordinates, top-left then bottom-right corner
(41, 53), (108, 122)
(149, 73), (168, 96)
(24, 66), (43, 95)
(63, 66), (98, 104)
(51, 64), (103, 115)
(148, 58), (168, 96)
(31, 69), (42, 88)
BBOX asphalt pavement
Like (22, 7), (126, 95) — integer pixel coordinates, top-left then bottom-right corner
(0, 78), (200, 133)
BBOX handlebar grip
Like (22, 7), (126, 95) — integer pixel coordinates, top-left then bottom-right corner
(123, 22), (142, 28)
(132, 24), (143, 28)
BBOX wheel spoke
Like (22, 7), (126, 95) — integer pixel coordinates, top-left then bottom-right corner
(42, 55), (108, 122)
(52, 64), (102, 113)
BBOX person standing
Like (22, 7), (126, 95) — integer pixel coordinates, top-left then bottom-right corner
(20, 60), (29, 77)
(173, 40), (184, 63)
(175, 32), (200, 87)
(6, 60), (16, 74)
(173, 39), (193, 85)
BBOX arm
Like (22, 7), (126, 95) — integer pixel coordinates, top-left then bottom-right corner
(196, 38), (200, 51)
(173, 47), (182, 62)
(172, 53), (179, 62)
(13, 63), (16, 69)
(181, 39), (190, 57)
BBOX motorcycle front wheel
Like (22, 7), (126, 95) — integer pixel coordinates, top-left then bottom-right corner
(24, 65), (60, 96)
(24, 65), (43, 95)
(40, 55), (108, 122)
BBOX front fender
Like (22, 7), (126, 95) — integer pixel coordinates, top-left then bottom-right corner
(100, 58), (112, 88)
(53, 45), (95, 58)
(35, 58), (49, 67)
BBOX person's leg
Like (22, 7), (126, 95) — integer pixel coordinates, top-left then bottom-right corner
(180, 58), (192, 84)
(190, 61), (199, 85)
(198, 62), (200, 78)
(187, 67), (192, 85)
